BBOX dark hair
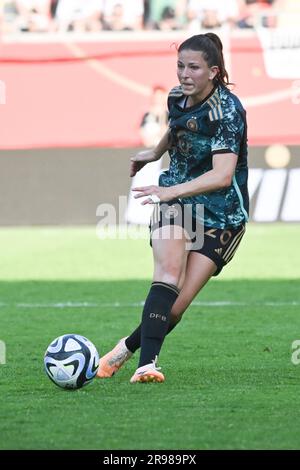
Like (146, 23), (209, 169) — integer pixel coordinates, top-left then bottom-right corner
(178, 33), (230, 88)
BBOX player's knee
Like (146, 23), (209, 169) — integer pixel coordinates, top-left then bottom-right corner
(154, 260), (183, 286)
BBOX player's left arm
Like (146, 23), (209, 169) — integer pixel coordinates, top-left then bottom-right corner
(133, 152), (238, 204)
(171, 152), (238, 198)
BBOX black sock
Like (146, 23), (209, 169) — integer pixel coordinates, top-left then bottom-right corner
(137, 281), (179, 367)
(125, 315), (182, 354)
(125, 326), (141, 354)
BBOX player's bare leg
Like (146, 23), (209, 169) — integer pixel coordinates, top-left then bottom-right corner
(130, 225), (188, 383)
(97, 250), (217, 380)
(170, 251), (217, 325)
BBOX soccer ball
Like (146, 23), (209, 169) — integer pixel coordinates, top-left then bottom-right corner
(44, 334), (99, 390)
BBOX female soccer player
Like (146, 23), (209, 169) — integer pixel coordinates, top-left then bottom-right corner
(97, 33), (249, 383)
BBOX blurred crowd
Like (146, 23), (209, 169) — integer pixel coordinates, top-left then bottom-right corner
(0, 0), (299, 34)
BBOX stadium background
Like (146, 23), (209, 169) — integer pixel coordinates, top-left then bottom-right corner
(0, 25), (299, 225)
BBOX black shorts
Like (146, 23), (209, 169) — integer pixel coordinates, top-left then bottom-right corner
(150, 200), (246, 276)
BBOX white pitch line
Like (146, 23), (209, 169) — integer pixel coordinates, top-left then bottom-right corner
(0, 301), (299, 309)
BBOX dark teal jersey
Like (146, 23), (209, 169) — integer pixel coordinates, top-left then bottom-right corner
(159, 84), (249, 229)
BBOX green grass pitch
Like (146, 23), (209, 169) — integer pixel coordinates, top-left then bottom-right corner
(0, 224), (300, 450)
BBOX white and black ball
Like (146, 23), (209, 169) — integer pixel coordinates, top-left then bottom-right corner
(44, 334), (99, 390)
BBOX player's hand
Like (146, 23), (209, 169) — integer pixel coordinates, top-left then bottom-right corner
(132, 185), (175, 205)
(130, 149), (157, 177)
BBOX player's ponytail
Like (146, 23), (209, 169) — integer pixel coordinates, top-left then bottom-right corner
(178, 33), (231, 88)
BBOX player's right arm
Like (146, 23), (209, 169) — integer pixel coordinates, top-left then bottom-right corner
(130, 128), (170, 177)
